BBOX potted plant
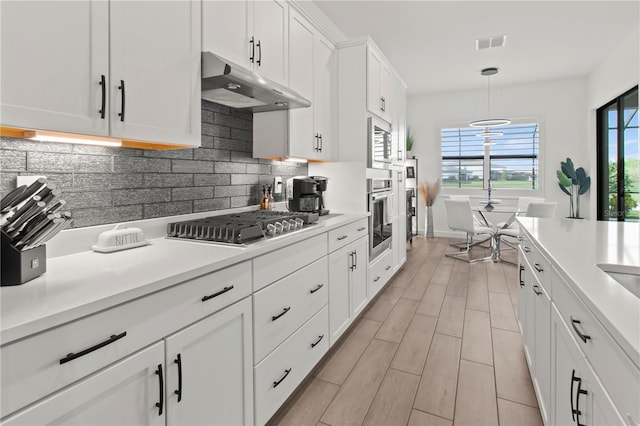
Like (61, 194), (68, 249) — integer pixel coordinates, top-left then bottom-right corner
(406, 128), (415, 158)
(557, 157), (591, 218)
(418, 179), (440, 238)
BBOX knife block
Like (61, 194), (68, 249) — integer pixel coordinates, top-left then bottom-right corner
(1, 231), (46, 286)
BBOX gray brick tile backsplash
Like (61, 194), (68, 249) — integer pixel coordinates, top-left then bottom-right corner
(215, 185), (247, 197)
(1, 150), (26, 171)
(0, 102), (306, 228)
(144, 201), (192, 219)
(172, 186), (213, 201)
(72, 205), (143, 228)
(194, 197), (230, 212)
(194, 173), (230, 186)
(144, 173), (193, 188)
(113, 188), (171, 206)
(172, 159), (214, 174)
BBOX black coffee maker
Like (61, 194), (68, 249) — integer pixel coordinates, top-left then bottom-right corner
(287, 176), (329, 216)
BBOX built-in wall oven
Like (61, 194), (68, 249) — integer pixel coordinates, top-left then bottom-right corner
(367, 117), (392, 168)
(368, 178), (393, 260)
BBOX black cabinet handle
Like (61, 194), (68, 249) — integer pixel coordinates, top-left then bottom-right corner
(532, 285), (542, 296)
(385, 265), (391, 271)
(310, 284), (324, 294)
(249, 36), (255, 63)
(273, 368), (291, 388)
(118, 80), (125, 122)
(575, 377), (588, 426)
(99, 74), (106, 119)
(256, 40), (262, 66)
(357, 227), (366, 232)
(202, 285), (234, 302)
(534, 263), (544, 273)
(272, 306), (291, 321)
(523, 246), (531, 253)
(374, 276), (380, 282)
(349, 251), (355, 271)
(314, 134), (320, 151)
(337, 235), (348, 241)
(59, 331), (126, 364)
(311, 335), (324, 348)
(354, 250), (358, 269)
(380, 97), (384, 111)
(155, 364), (164, 416)
(319, 134), (323, 152)
(382, 97), (386, 111)
(571, 369), (579, 421)
(519, 265), (525, 288)
(571, 317), (591, 343)
(174, 354), (183, 403)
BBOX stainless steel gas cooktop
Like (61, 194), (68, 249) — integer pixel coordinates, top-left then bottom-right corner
(166, 210), (319, 245)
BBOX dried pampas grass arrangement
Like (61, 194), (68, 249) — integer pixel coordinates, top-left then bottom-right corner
(418, 179), (441, 207)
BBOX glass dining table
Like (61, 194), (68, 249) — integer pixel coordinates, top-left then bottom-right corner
(472, 204), (520, 262)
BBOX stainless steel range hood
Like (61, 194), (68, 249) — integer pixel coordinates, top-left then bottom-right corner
(201, 52), (311, 112)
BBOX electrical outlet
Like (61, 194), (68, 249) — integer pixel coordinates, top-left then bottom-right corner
(274, 176), (283, 194)
(17, 175), (46, 187)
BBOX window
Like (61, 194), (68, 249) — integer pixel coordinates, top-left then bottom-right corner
(441, 123), (539, 189)
(597, 86), (639, 222)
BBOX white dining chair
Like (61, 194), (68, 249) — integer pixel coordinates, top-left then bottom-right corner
(447, 195), (492, 248)
(444, 199), (495, 263)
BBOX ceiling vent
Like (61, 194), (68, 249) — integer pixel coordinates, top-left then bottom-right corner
(476, 34), (507, 50)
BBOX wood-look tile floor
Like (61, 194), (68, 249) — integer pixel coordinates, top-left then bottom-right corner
(269, 236), (543, 426)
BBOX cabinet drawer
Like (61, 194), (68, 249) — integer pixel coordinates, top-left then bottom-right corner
(327, 218), (368, 253)
(552, 268), (640, 423)
(519, 236), (551, 294)
(0, 261), (251, 418)
(253, 256), (328, 363)
(253, 234), (327, 291)
(254, 306), (329, 426)
(369, 249), (393, 298)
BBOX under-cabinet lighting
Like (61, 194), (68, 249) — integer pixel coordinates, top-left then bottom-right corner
(284, 157), (308, 163)
(24, 131), (122, 147)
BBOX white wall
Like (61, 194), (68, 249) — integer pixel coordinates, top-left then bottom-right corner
(407, 77), (589, 236)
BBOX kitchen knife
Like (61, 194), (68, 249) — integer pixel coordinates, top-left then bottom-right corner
(23, 217), (71, 250)
(8, 178), (47, 210)
(14, 213), (56, 249)
(6, 201), (47, 235)
(3, 195), (42, 229)
(0, 185), (27, 212)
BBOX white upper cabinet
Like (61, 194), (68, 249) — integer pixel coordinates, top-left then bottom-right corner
(202, 0), (288, 86)
(253, 8), (335, 161)
(110, 1), (201, 146)
(1, 0), (201, 148)
(367, 47), (394, 124)
(0, 1), (109, 136)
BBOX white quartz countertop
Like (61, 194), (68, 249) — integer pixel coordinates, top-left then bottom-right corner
(517, 217), (640, 367)
(1, 212), (368, 345)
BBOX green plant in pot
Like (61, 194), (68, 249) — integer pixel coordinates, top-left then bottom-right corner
(557, 157), (591, 218)
(406, 128), (415, 156)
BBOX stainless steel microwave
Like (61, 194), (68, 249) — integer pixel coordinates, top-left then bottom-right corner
(367, 117), (392, 169)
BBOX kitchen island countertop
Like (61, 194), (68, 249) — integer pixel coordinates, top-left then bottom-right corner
(1, 212), (368, 345)
(517, 217), (640, 367)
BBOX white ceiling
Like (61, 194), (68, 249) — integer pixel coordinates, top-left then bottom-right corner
(312, 1), (640, 95)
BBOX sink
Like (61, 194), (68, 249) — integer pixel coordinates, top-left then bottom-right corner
(596, 263), (640, 298)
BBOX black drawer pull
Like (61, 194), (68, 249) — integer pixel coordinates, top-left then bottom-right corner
(272, 306), (291, 321)
(249, 37), (255, 63)
(256, 40), (262, 66)
(155, 364), (164, 416)
(99, 74), (106, 119)
(273, 368), (291, 388)
(571, 317), (591, 343)
(534, 263), (544, 272)
(310, 284), (324, 294)
(523, 246), (531, 253)
(519, 265), (525, 287)
(337, 235), (348, 241)
(59, 331), (127, 364)
(532, 285), (542, 296)
(311, 334), (324, 348)
(374, 276), (381, 282)
(357, 227), (366, 232)
(118, 80), (125, 121)
(174, 353), (183, 403)
(385, 265), (391, 271)
(202, 285), (234, 302)
(571, 369), (579, 421)
(575, 377), (588, 426)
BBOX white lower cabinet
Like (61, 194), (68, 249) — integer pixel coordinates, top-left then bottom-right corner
(165, 297), (253, 426)
(328, 235), (368, 346)
(552, 306), (624, 426)
(368, 249), (393, 299)
(254, 306), (329, 426)
(3, 342), (165, 426)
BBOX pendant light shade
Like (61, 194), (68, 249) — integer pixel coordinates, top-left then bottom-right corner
(470, 67), (511, 128)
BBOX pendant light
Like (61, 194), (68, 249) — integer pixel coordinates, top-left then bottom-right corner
(470, 67), (511, 133)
